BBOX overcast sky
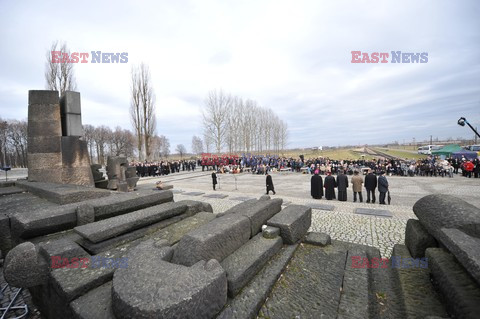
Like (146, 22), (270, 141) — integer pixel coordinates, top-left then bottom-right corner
(1, 0), (479, 152)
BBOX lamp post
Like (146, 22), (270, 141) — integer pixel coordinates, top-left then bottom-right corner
(457, 117), (480, 139)
(1, 121), (7, 167)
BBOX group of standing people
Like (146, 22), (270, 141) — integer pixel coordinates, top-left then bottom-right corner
(311, 169), (390, 204)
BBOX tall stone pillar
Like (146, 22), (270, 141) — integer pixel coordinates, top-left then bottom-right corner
(27, 90), (63, 183)
(60, 91), (94, 187)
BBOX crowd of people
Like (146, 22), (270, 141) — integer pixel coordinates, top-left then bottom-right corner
(132, 160), (197, 177)
(200, 154), (480, 179)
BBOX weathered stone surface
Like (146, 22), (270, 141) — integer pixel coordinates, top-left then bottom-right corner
(391, 244), (447, 318)
(0, 213), (11, 252)
(27, 152), (62, 169)
(112, 240), (227, 319)
(305, 231), (332, 246)
(262, 226), (280, 239)
(259, 244), (347, 318)
(183, 191), (205, 196)
(71, 282), (115, 319)
(27, 168), (63, 184)
(267, 204), (312, 244)
(426, 247), (480, 319)
(76, 203), (95, 226)
(172, 213), (251, 266)
(51, 257), (113, 302)
(259, 195), (270, 200)
(61, 137), (93, 169)
(126, 177), (138, 190)
(29, 90), (60, 106)
(76, 214), (187, 255)
(74, 202), (188, 243)
(60, 91), (81, 114)
(106, 178), (118, 190)
(0, 186), (24, 196)
(86, 190), (173, 220)
(11, 204), (78, 239)
(217, 245), (298, 319)
(27, 118), (62, 137)
(224, 198), (282, 237)
(3, 242), (48, 287)
(150, 211), (216, 246)
(203, 193), (229, 199)
(62, 113), (83, 137)
(0, 180), (15, 188)
(413, 194), (480, 238)
(176, 199), (213, 216)
(221, 233), (282, 297)
(216, 199), (258, 218)
(338, 247), (370, 319)
(106, 156), (127, 180)
(27, 136), (62, 153)
(405, 219), (437, 258)
(117, 182), (128, 192)
(39, 238), (89, 261)
(436, 228), (480, 285)
(304, 202), (335, 211)
(15, 179), (110, 205)
(125, 166), (137, 178)
(355, 207), (393, 217)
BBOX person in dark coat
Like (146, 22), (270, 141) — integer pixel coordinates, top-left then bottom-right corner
(324, 172), (336, 200)
(336, 170), (349, 201)
(266, 172), (276, 195)
(378, 171), (389, 204)
(211, 172), (217, 190)
(364, 169), (377, 203)
(311, 170), (323, 199)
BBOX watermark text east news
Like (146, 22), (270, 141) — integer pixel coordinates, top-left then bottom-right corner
(351, 51), (428, 63)
(51, 51), (128, 63)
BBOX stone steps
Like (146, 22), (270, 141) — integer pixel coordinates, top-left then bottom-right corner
(217, 244), (298, 319)
(426, 247), (480, 319)
(390, 244), (447, 318)
(74, 202), (187, 243)
(221, 233), (283, 297)
(258, 243), (347, 318)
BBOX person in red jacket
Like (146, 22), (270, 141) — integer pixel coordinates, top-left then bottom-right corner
(464, 160), (474, 178)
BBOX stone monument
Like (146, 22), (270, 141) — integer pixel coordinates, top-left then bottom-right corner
(27, 90), (94, 187)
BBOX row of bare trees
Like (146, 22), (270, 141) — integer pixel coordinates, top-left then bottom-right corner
(0, 119), (28, 168)
(202, 89), (288, 155)
(130, 63), (157, 161)
(83, 125), (136, 165)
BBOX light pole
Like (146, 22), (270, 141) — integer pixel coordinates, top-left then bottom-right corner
(1, 121), (7, 167)
(457, 117), (480, 139)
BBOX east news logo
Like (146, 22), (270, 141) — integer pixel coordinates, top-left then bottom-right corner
(51, 51), (128, 63)
(351, 51), (428, 63)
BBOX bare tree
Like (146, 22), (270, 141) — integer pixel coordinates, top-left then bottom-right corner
(92, 126), (112, 165)
(202, 89), (231, 153)
(7, 120), (28, 167)
(176, 144), (187, 159)
(130, 63), (157, 161)
(109, 126), (135, 158)
(45, 41), (77, 95)
(83, 124), (96, 163)
(191, 136), (204, 155)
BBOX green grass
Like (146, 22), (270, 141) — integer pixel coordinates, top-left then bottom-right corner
(374, 148), (427, 160)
